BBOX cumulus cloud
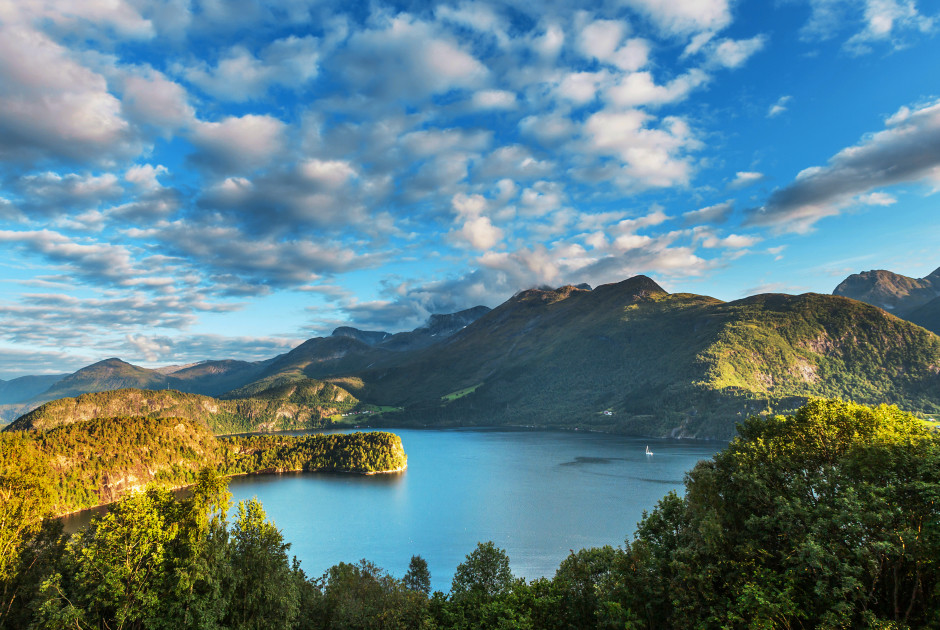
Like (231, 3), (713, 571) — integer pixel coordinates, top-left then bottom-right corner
(120, 69), (195, 132)
(13, 172), (123, 215)
(582, 109), (701, 189)
(181, 35), (320, 101)
(337, 13), (487, 101)
(450, 193), (504, 250)
(140, 221), (388, 295)
(472, 89), (517, 109)
(189, 114), (288, 173)
(0, 25), (136, 163)
(747, 98), (940, 232)
(0, 230), (140, 285)
(621, 0), (732, 35)
(702, 35), (767, 68)
(606, 69), (709, 108)
(698, 231), (762, 249)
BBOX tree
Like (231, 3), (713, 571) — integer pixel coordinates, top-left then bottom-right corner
(34, 487), (182, 630)
(402, 555), (431, 595)
(450, 541), (513, 602)
(224, 498), (301, 630)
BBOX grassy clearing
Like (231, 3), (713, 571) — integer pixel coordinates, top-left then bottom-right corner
(442, 383), (483, 402)
(330, 405), (403, 425)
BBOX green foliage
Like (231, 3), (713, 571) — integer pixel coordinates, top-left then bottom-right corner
(26, 472), (305, 630)
(606, 399), (940, 628)
(0, 416), (219, 516)
(225, 499), (301, 630)
(450, 541), (514, 603)
(220, 432), (407, 475)
(309, 559), (427, 630)
(0, 417), (406, 518)
(402, 555), (431, 595)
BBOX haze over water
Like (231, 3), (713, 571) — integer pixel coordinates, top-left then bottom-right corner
(226, 428), (721, 591)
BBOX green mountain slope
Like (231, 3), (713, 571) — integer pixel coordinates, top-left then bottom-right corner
(6, 378), (358, 434)
(340, 277), (940, 438)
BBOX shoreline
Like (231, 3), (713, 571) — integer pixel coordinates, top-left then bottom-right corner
(55, 463), (408, 519)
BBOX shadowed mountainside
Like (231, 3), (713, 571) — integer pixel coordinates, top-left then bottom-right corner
(336, 277), (940, 438)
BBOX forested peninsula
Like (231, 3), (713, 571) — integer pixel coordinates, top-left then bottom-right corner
(0, 416), (406, 516)
(1, 399), (937, 629)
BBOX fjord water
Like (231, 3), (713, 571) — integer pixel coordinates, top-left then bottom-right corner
(226, 428), (721, 591)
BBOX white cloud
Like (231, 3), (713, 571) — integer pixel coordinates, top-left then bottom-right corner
(472, 89), (517, 109)
(699, 232), (762, 249)
(606, 69), (709, 108)
(338, 14), (487, 101)
(801, 0), (934, 53)
(579, 19), (627, 60)
(748, 98), (940, 232)
(620, 0), (732, 35)
(182, 35), (320, 102)
(705, 35), (767, 68)
(190, 114), (287, 173)
(768, 95), (792, 118)
(0, 25), (135, 163)
(125, 164), (168, 191)
(730, 171), (765, 188)
(857, 191), (897, 206)
(583, 109), (701, 189)
(120, 69), (194, 132)
(519, 113), (578, 147)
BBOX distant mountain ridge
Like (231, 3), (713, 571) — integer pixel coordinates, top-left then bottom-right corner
(330, 305), (491, 352)
(833, 267), (940, 334)
(0, 374), (67, 405)
(5, 275), (940, 438)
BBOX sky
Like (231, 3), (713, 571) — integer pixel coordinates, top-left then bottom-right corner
(0, 0), (939, 379)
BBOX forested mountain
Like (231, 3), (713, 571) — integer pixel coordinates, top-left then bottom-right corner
(834, 266), (940, 334)
(6, 378), (357, 434)
(341, 277), (940, 438)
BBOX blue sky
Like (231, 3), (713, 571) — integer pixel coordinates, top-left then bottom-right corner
(0, 0), (939, 378)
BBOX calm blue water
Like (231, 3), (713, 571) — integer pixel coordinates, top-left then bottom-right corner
(225, 428), (721, 591)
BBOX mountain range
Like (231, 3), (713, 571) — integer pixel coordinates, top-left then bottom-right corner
(834, 266), (940, 334)
(4, 274), (940, 438)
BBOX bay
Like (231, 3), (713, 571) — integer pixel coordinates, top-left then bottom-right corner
(225, 428), (722, 592)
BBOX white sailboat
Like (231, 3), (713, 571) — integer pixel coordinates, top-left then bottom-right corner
(645, 445), (653, 456)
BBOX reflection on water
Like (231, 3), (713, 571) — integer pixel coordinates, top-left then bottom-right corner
(559, 456), (626, 465)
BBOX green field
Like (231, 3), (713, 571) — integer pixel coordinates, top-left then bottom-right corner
(442, 383), (483, 402)
(330, 404), (403, 424)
